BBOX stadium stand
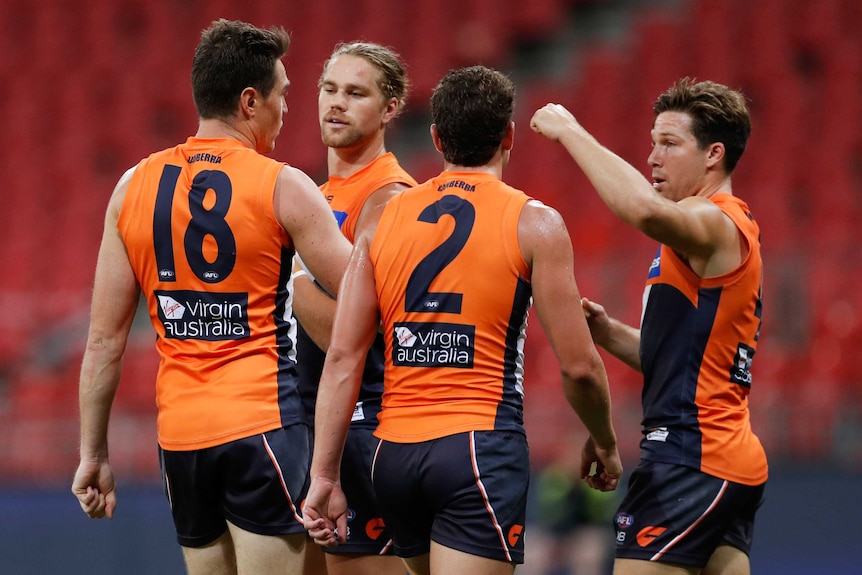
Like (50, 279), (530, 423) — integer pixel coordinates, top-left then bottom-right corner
(1, 0), (860, 484)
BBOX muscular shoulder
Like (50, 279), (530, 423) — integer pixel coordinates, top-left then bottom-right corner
(111, 164), (139, 221)
(517, 199), (569, 263)
(276, 164), (317, 191)
(274, 165), (325, 221)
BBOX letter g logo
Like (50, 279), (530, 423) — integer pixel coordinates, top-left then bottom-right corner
(508, 524), (524, 547)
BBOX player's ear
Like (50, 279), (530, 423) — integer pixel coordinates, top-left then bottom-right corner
(381, 97), (399, 126)
(502, 121), (515, 151)
(240, 87), (257, 118)
(430, 124), (443, 153)
(705, 141), (725, 169)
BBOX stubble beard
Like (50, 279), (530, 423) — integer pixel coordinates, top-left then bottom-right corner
(321, 125), (364, 149)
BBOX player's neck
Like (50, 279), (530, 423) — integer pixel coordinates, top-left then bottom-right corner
(443, 148), (507, 179)
(196, 118), (254, 149)
(327, 138), (388, 179)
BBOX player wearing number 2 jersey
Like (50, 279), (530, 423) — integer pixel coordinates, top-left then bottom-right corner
(71, 20), (352, 575)
(304, 66), (622, 575)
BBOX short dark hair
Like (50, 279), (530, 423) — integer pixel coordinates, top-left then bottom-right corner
(430, 66), (515, 167)
(191, 19), (290, 119)
(321, 42), (409, 115)
(653, 78), (751, 173)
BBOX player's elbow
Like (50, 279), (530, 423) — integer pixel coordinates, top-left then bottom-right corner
(559, 352), (607, 389)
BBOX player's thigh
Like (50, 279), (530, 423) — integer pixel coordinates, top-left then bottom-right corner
(325, 552), (406, 575)
(702, 544), (750, 575)
(227, 520), (305, 575)
(181, 531), (236, 575)
(304, 537), (329, 575)
(613, 557), (697, 575)
(402, 553), (430, 575)
(430, 540), (515, 575)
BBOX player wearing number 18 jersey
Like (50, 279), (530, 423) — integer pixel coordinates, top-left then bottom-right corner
(304, 66), (621, 575)
(72, 20), (352, 575)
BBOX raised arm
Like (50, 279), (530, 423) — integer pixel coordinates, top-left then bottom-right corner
(72, 167), (141, 520)
(530, 104), (742, 276)
(520, 200), (621, 491)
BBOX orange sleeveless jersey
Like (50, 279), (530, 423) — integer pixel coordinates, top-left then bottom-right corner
(369, 171), (532, 443)
(322, 152), (417, 242)
(118, 137), (303, 451)
(639, 193), (768, 485)
(295, 152), (417, 423)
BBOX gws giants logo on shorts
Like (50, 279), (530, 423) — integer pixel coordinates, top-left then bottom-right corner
(637, 526), (667, 547)
(366, 517), (386, 540)
(508, 524), (524, 547)
(392, 322), (475, 368)
(155, 290), (249, 341)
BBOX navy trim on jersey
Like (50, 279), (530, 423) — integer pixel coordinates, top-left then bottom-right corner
(274, 247), (303, 426)
(639, 282), (722, 468)
(495, 276), (532, 433)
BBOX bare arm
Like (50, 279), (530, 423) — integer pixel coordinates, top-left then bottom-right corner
(72, 167), (141, 520)
(274, 165), (352, 297)
(520, 200), (621, 491)
(292, 268), (337, 352)
(291, 182), (405, 351)
(581, 297), (642, 372)
(530, 104), (741, 277)
(303, 232), (380, 545)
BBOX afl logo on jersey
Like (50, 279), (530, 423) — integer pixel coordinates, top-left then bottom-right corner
(615, 512), (634, 529)
(648, 246), (662, 279)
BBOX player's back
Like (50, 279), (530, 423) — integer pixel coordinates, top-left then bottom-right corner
(118, 137), (303, 451)
(370, 171), (532, 443)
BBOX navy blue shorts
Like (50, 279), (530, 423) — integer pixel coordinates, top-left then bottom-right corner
(613, 460), (766, 567)
(159, 424), (311, 548)
(372, 430), (529, 564)
(324, 426), (394, 555)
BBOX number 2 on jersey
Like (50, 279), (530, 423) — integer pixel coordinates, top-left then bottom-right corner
(405, 195), (474, 314)
(153, 165), (237, 283)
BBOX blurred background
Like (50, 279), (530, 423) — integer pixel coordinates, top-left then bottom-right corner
(0, 0), (859, 573)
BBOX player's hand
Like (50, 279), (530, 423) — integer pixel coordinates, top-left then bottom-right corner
(302, 477), (348, 547)
(71, 460), (117, 519)
(580, 435), (622, 492)
(581, 297), (611, 347)
(530, 103), (580, 142)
